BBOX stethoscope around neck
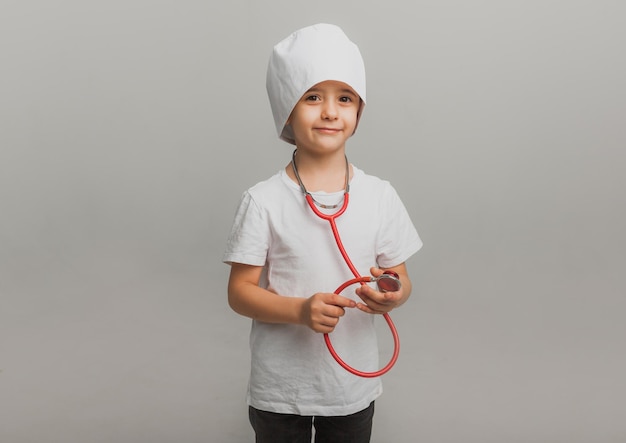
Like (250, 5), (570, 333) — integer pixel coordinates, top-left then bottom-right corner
(291, 149), (401, 378)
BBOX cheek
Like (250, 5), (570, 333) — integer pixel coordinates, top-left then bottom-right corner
(347, 111), (359, 128)
(291, 108), (315, 124)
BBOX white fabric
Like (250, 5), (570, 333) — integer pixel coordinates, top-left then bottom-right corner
(266, 23), (367, 145)
(223, 166), (422, 416)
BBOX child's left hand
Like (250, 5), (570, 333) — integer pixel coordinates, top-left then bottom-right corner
(354, 265), (411, 315)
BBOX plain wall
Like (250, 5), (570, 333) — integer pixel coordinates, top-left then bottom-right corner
(1, 1), (625, 442)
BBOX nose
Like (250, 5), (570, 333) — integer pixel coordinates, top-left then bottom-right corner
(321, 101), (338, 120)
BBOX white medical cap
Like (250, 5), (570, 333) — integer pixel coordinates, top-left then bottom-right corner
(266, 23), (367, 145)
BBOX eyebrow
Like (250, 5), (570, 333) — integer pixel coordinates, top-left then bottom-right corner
(306, 87), (358, 96)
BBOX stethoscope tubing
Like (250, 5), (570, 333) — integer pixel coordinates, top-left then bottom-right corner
(324, 276), (400, 378)
(305, 194), (401, 378)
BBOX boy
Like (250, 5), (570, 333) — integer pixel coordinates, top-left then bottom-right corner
(223, 23), (422, 442)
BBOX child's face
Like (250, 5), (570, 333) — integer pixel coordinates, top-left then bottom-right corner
(287, 80), (360, 154)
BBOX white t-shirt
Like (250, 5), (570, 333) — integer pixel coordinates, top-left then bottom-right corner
(223, 166), (422, 416)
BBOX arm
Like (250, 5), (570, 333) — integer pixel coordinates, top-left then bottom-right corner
(354, 262), (412, 315)
(227, 263), (357, 333)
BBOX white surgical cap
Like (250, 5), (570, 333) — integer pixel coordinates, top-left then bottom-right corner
(266, 23), (367, 145)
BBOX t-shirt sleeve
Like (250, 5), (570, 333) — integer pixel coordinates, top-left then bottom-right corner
(222, 191), (269, 266)
(376, 184), (423, 268)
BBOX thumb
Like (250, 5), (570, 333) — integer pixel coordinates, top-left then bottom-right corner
(370, 267), (384, 278)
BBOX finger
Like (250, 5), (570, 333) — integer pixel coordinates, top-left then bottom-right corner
(324, 305), (346, 318)
(314, 323), (336, 334)
(355, 285), (383, 303)
(317, 314), (343, 333)
(320, 315), (340, 327)
(356, 302), (384, 315)
(329, 293), (357, 309)
(357, 285), (398, 305)
(356, 290), (394, 312)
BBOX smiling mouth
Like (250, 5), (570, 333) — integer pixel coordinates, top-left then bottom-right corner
(315, 127), (342, 133)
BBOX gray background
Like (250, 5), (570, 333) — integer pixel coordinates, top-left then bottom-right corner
(1, 1), (624, 442)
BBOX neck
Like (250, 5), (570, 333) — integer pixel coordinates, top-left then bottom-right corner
(288, 149), (351, 193)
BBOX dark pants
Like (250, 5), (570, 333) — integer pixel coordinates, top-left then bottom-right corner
(249, 402), (375, 443)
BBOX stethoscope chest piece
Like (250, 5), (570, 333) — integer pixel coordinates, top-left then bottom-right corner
(374, 271), (401, 293)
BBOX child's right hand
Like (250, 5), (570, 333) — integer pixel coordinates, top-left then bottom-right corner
(301, 293), (356, 333)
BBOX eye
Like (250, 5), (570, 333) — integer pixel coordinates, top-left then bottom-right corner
(305, 94), (321, 102)
(339, 96), (353, 103)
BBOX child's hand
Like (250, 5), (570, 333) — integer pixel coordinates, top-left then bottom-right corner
(355, 267), (408, 315)
(301, 293), (356, 333)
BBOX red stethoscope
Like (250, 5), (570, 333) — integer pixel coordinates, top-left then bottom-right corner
(292, 150), (401, 378)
